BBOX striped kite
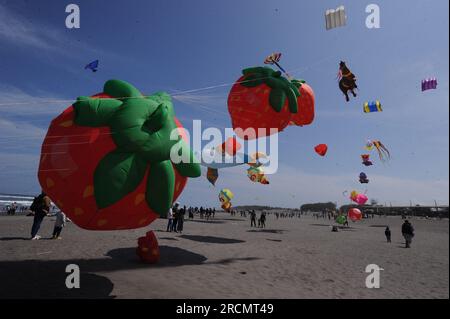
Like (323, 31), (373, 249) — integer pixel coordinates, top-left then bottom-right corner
(364, 100), (382, 113)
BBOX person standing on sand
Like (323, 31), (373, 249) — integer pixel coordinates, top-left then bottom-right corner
(9, 202), (17, 215)
(384, 226), (391, 243)
(260, 212), (266, 228)
(250, 210), (257, 227)
(177, 205), (186, 233)
(30, 192), (51, 240)
(402, 220), (415, 248)
(52, 211), (67, 239)
(344, 217), (349, 227)
(166, 207), (174, 232)
(172, 202), (180, 232)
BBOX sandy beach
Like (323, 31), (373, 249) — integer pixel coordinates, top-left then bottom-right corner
(0, 212), (448, 299)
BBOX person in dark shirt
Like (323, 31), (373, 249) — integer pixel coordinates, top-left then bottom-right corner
(177, 206), (186, 233)
(384, 226), (392, 243)
(401, 220), (414, 248)
(171, 202), (180, 232)
(30, 192), (51, 240)
(260, 212), (266, 228)
(250, 210), (257, 227)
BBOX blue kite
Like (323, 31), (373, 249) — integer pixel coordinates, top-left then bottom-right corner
(85, 60), (99, 72)
(359, 172), (369, 184)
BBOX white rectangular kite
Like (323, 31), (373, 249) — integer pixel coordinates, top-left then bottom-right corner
(325, 5), (347, 30)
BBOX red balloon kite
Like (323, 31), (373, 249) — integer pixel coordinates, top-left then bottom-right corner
(314, 144), (328, 156)
(348, 208), (363, 222)
(219, 137), (241, 156)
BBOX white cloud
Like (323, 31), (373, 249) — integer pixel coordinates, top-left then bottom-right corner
(0, 117), (45, 140)
(0, 85), (70, 116)
(0, 4), (123, 63)
(0, 4), (53, 50)
(0, 152), (41, 194)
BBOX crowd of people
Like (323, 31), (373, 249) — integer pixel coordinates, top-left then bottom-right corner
(275, 211), (303, 219)
(4, 192), (418, 249)
(166, 203), (216, 233)
(1, 202), (29, 215)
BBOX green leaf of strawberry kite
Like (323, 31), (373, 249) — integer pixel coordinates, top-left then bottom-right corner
(73, 79), (201, 217)
(241, 67), (305, 114)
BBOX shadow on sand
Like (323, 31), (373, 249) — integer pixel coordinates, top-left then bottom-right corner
(185, 219), (226, 224)
(310, 224), (332, 227)
(338, 227), (358, 231)
(0, 245), (261, 298)
(179, 235), (245, 244)
(0, 259), (115, 299)
(206, 257), (261, 265)
(247, 229), (285, 234)
(0, 237), (30, 241)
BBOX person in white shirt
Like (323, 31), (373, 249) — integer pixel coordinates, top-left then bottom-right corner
(52, 211), (67, 239)
(166, 208), (174, 232)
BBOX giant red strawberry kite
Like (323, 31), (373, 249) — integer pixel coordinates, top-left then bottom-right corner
(228, 67), (315, 140)
(38, 79), (200, 231)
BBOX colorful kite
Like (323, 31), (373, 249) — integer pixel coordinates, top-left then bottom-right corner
(422, 78), (438, 91)
(372, 140), (390, 161)
(350, 190), (369, 205)
(264, 52), (282, 64)
(206, 167), (219, 186)
(247, 166), (270, 185)
(364, 100), (382, 113)
(38, 79), (201, 231)
(365, 140), (390, 162)
(365, 140), (374, 151)
(264, 52), (291, 79)
(219, 189), (234, 212)
(361, 154), (373, 166)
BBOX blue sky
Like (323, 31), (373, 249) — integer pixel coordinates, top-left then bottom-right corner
(0, 0), (448, 207)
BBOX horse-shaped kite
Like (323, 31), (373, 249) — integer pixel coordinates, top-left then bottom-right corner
(338, 61), (358, 102)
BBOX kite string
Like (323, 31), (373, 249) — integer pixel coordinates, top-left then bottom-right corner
(0, 20), (422, 110)
(0, 54), (328, 108)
